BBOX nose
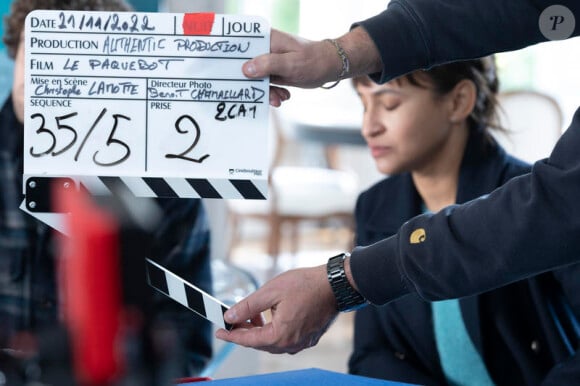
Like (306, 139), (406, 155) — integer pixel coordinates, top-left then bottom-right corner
(361, 103), (385, 140)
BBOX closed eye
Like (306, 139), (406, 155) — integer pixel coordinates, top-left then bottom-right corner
(383, 102), (400, 111)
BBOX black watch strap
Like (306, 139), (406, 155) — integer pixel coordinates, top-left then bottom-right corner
(327, 253), (368, 312)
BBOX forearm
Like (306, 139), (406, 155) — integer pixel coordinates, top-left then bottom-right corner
(242, 26), (381, 92)
(335, 27), (382, 81)
(356, 0), (579, 84)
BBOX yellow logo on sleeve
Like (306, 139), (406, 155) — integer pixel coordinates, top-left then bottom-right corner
(410, 228), (426, 244)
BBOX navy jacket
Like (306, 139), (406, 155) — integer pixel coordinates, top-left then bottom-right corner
(348, 130), (580, 385)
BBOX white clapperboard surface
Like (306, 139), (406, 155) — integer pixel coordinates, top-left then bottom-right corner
(23, 10), (269, 205)
(22, 10), (270, 329)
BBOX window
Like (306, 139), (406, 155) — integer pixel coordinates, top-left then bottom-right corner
(498, 38), (580, 128)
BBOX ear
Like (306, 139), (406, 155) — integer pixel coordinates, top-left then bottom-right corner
(448, 79), (476, 123)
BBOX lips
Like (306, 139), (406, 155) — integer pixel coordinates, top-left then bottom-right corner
(369, 146), (391, 158)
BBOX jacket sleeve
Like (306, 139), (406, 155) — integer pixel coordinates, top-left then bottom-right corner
(352, 109), (580, 305)
(355, 0), (579, 84)
(349, 0), (580, 305)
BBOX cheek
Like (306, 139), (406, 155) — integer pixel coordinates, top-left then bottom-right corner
(11, 80), (25, 124)
(391, 112), (429, 155)
(12, 46), (26, 123)
(390, 105), (449, 166)
(371, 114), (425, 174)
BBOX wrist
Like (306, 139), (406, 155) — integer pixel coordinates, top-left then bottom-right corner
(319, 38), (349, 89)
(343, 254), (359, 292)
(326, 253), (368, 312)
(337, 27), (382, 78)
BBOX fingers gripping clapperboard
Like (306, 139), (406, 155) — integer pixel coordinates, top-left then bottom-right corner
(22, 10), (271, 329)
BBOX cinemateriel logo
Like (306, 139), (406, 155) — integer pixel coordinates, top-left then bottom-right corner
(229, 168), (263, 177)
(539, 5), (575, 40)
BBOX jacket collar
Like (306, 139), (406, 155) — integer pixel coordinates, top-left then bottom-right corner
(362, 128), (509, 353)
(365, 128), (508, 234)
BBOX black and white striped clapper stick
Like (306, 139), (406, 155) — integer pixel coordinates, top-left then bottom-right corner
(145, 258), (233, 330)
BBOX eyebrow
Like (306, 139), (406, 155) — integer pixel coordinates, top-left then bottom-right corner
(372, 88), (402, 97)
(357, 87), (402, 99)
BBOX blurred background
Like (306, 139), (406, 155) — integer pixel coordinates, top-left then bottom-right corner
(1, 0), (578, 381)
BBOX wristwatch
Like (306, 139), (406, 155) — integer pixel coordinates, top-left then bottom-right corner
(326, 253), (368, 312)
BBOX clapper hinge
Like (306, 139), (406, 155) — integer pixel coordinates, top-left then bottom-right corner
(25, 177), (76, 213)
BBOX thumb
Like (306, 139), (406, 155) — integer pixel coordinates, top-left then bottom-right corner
(224, 289), (271, 324)
(242, 29), (303, 80)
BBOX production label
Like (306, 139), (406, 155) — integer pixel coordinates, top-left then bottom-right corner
(23, 10), (270, 191)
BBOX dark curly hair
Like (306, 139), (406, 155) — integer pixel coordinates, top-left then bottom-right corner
(4, 0), (133, 58)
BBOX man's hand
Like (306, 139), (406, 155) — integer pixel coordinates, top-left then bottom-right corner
(215, 265), (339, 354)
(243, 28), (381, 107)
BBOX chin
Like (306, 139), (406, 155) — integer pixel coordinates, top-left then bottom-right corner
(377, 164), (397, 175)
(373, 152), (399, 173)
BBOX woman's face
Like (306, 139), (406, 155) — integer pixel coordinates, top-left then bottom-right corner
(12, 33), (25, 124)
(356, 76), (459, 175)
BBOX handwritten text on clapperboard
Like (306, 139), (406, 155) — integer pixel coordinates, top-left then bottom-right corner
(24, 11), (270, 187)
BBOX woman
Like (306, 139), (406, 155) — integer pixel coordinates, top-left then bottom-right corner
(348, 58), (580, 385)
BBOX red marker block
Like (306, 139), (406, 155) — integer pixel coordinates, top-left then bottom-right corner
(182, 13), (215, 35)
(56, 185), (124, 384)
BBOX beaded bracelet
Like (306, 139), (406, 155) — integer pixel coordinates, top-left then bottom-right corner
(320, 38), (351, 89)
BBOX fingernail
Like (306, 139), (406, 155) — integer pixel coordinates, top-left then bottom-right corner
(215, 329), (228, 338)
(270, 95), (281, 107)
(245, 62), (257, 76)
(224, 309), (236, 322)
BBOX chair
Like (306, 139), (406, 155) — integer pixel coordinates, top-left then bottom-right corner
(493, 90), (564, 163)
(226, 111), (359, 268)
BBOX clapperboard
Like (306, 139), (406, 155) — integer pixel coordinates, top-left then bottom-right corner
(146, 258), (232, 330)
(22, 10), (270, 329)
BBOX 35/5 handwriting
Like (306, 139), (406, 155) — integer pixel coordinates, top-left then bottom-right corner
(29, 108), (131, 167)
